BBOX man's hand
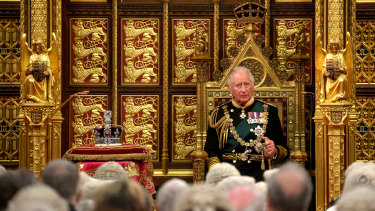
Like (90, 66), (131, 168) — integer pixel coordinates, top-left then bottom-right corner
(263, 137), (277, 158)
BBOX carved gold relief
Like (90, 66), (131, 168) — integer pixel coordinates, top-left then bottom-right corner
(122, 19), (159, 84)
(328, 0), (344, 44)
(71, 18), (108, 84)
(0, 97), (20, 161)
(121, 95), (158, 160)
(31, 0), (47, 45)
(70, 95), (107, 147)
(0, 19), (21, 84)
(173, 19), (210, 84)
(356, 20), (375, 84)
(355, 97), (375, 160)
(275, 19), (312, 84)
(172, 96), (197, 161)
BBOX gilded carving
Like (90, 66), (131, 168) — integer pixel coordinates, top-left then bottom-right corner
(355, 97), (375, 160)
(0, 97), (20, 161)
(328, 0), (344, 44)
(20, 33), (58, 104)
(121, 95), (158, 160)
(71, 19), (108, 84)
(0, 19), (21, 84)
(173, 96), (197, 160)
(70, 95), (107, 147)
(31, 0), (47, 45)
(122, 19), (159, 84)
(173, 19), (210, 84)
(275, 19), (312, 84)
(316, 32), (354, 103)
(223, 19), (246, 59)
(356, 20), (375, 84)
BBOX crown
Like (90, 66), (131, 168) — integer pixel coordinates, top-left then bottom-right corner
(234, 0), (266, 24)
(93, 111), (124, 146)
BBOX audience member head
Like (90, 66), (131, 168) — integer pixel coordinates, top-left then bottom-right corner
(76, 199), (94, 211)
(93, 161), (129, 181)
(263, 168), (279, 181)
(81, 179), (110, 200)
(266, 162), (312, 211)
(79, 171), (93, 187)
(173, 184), (231, 211)
(6, 183), (69, 211)
(216, 175), (256, 197)
(156, 178), (189, 211)
(343, 161), (375, 193)
(205, 162), (240, 185)
(94, 179), (152, 211)
(0, 165), (6, 176)
(42, 159), (81, 207)
(254, 181), (267, 195)
(336, 186), (375, 211)
(0, 168), (37, 210)
(229, 186), (265, 211)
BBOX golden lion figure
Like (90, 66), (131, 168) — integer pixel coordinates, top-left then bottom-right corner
(21, 33), (58, 104)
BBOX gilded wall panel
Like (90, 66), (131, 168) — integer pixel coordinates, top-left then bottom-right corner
(172, 19), (210, 85)
(121, 19), (159, 85)
(223, 19), (261, 59)
(0, 19), (20, 84)
(274, 19), (312, 85)
(70, 95), (108, 147)
(121, 95), (159, 160)
(0, 97), (20, 161)
(356, 20), (375, 84)
(355, 97), (375, 160)
(172, 95), (197, 161)
(70, 18), (108, 85)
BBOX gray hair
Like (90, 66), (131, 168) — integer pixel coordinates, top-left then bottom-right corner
(216, 175), (256, 197)
(42, 159), (80, 202)
(156, 178), (189, 211)
(227, 66), (255, 88)
(7, 183), (69, 211)
(336, 186), (375, 211)
(343, 161), (375, 193)
(205, 162), (240, 185)
(228, 186), (265, 211)
(173, 184), (232, 211)
(266, 162), (313, 211)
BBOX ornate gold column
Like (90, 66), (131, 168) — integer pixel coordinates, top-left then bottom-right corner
(18, 0), (62, 177)
(161, 0), (170, 175)
(314, 0), (357, 208)
(191, 53), (211, 184)
(289, 52), (309, 166)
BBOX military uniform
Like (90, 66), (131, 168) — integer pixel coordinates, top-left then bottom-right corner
(204, 98), (289, 181)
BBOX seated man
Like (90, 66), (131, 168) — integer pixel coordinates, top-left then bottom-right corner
(204, 66), (289, 181)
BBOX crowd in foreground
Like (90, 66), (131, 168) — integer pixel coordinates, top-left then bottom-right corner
(0, 159), (374, 211)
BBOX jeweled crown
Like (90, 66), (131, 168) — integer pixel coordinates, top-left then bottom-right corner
(93, 111), (124, 146)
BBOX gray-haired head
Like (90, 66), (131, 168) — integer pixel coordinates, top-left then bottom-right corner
(266, 162), (313, 211)
(7, 183), (69, 211)
(156, 178), (189, 211)
(343, 161), (375, 193)
(336, 186), (375, 211)
(42, 159), (80, 203)
(173, 184), (231, 211)
(227, 66), (255, 88)
(93, 161), (129, 181)
(216, 175), (256, 197)
(205, 162), (241, 185)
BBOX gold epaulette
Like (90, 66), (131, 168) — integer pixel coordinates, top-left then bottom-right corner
(206, 156), (220, 169)
(275, 145), (288, 162)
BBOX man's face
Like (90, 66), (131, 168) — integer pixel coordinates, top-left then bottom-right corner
(228, 70), (254, 105)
